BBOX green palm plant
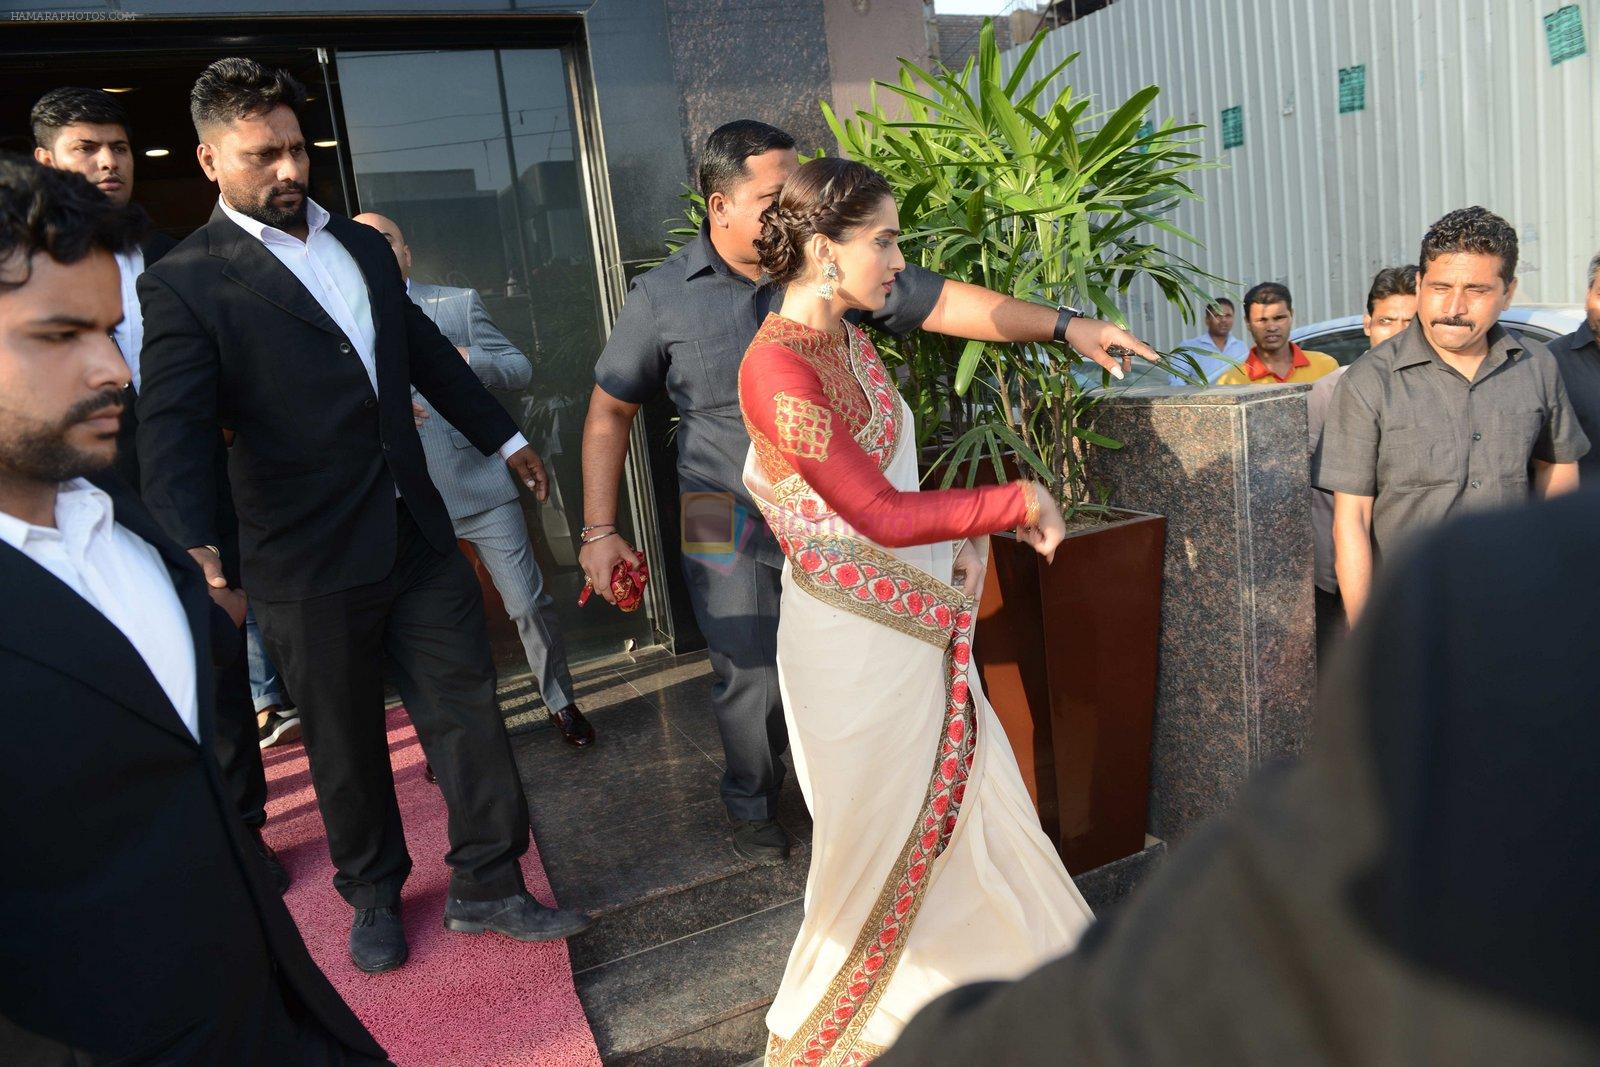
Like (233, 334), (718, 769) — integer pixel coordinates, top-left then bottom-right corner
(826, 19), (1220, 516)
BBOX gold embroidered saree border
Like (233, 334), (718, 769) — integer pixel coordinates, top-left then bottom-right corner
(764, 579), (980, 1067)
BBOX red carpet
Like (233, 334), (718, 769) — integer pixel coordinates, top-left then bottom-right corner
(263, 707), (602, 1067)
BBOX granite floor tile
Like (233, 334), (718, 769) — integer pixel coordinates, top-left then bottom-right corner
(648, 674), (725, 764)
(578, 898), (803, 1060)
(613, 653), (716, 698)
(538, 796), (796, 917)
(612, 1005), (771, 1066)
(569, 857), (808, 974)
(517, 699), (724, 839)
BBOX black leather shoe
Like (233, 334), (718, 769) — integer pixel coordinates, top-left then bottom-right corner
(251, 828), (291, 895)
(349, 905), (408, 974)
(731, 819), (790, 866)
(548, 704), (596, 748)
(443, 892), (593, 942)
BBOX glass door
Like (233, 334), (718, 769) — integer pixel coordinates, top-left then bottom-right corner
(334, 46), (657, 670)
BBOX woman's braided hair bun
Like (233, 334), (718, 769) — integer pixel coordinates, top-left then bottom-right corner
(755, 157), (893, 287)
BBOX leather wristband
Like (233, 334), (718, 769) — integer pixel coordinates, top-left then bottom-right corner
(1052, 304), (1079, 344)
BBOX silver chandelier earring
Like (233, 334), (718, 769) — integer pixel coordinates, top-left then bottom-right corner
(817, 262), (839, 299)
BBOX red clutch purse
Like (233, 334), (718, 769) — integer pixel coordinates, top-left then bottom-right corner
(578, 550), (649, 612)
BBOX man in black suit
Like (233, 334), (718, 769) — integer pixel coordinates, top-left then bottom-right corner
(137, 58), (590, 974)
(0, 155), (387, 1065)
(29, 85), (287, 891)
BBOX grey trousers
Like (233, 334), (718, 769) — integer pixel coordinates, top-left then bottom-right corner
(680, 515), (788, 822)
(454, 498), (576, 713)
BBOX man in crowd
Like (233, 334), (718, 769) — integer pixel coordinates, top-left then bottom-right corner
(355, 210), (593, 749)
(1306, 265), (1416, 653)
(29, 86), (291, 889)
(1543, 249), (1600, 486)
(1216, 281), (1340, 386)
(0, 155), (386, 1065)
(879, 476), (1600, 1066)
(136, 58), (590, 975)
(580, 119), (1159, 864)
(1317, 206), (1587, 624)
(1173, 295), (1248, 383)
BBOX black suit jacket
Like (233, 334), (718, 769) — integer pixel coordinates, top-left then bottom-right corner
(0, 475), (386, 1064)
(109, 230), (178, 492)
(136, 204), (519, 601)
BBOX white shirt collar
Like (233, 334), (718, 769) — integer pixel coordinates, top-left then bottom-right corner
(218, 194), (331, 247)
(0, 478), (114, 551)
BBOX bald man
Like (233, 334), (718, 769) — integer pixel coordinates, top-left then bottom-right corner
(354, 213), (592, 749)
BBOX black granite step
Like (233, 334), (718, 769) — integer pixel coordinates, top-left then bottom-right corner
(578, 898), (802, 1062)
(505, 651), (1164, 1067)
(508, 652), (809, 1065)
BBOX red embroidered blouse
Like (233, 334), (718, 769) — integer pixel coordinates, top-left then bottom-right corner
(739, 316), (1030, 548)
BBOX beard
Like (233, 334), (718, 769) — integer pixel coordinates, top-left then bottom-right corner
(0, 388), (123, 482)
(242, 181), (308, 231)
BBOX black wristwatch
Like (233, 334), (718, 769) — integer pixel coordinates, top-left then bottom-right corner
(1052, 304), (1081, 344)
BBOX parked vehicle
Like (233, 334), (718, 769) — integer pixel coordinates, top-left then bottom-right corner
(1292, 303), (1584, 366)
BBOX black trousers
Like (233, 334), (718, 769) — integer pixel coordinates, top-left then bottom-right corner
(1314, 585), (1348, 665)
(214, 636), (267, 830)
(680, 511), (788, 822)
(253, 502), (528, 908)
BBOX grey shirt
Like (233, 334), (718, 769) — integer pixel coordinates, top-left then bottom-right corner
(594, 222), (943, 513)
(1315, 320), (1589, 558)
(1306, 365), (1348, 593)
(1544, 321), (1600, 484)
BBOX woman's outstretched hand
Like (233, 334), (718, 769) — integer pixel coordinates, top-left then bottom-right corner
(1017, 490), (1067, 565)
(1063, 316), (1160, 380)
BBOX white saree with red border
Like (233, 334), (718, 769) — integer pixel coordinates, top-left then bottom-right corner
(739, 315), (1093, 1065)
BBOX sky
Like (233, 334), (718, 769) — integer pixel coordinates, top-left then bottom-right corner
(933, 0), (1014, 13)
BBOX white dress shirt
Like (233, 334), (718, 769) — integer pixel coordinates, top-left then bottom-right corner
(1173, 332), (1250, 384)
(220, 197), (528, 461)
(113, 246), (146, 391)
(0, 480), (199, 740)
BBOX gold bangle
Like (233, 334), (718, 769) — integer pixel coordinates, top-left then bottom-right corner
(1018, 481), (1042, 527)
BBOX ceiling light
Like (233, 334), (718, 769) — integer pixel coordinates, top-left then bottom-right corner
(144, 148), (169, 158)
(101, 87), (135, 93)
(313, 139), (338, 148)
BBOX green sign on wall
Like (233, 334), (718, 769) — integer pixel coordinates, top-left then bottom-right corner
(1221, 105), (1243, 149)
(1545, 5), (1586, 65)
(1338, 65), (1367, 113)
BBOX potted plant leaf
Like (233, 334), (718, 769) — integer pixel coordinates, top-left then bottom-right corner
(825, 20), (1218, 872)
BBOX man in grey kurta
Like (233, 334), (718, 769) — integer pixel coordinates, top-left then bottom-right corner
(356, 213), (590, 747)
(1543, 249), (1600, 485)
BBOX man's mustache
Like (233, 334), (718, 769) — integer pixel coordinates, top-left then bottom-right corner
(65, 388), (125, 426)
(1431, 316), (1473, 328)
(268, 182), (307, 198)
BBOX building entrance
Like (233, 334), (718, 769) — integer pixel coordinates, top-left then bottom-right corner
(1, 34), (662, 680)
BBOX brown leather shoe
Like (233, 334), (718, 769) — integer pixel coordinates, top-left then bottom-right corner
(548, 704), (595, 747)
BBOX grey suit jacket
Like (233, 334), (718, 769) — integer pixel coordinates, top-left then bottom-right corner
(408, 281), (533, 520)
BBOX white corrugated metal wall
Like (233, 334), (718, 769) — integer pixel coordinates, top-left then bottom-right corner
(999, 0), (1600, 349)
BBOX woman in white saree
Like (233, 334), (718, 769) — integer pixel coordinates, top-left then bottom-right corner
(738, 158), (1095, 1065)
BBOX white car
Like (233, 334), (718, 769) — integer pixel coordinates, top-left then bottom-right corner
(1291, 303), (1584, 366)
